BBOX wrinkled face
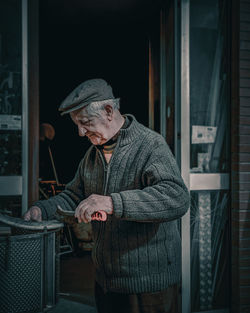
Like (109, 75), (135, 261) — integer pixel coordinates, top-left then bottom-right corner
(70, 107), (111, 145)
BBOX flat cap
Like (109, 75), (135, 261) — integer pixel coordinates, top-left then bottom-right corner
(59, 78), (115, 115)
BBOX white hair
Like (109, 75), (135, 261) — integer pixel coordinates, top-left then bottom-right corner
(85, 98), (120, 117)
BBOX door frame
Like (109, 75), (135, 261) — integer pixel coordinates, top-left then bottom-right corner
(179, 1), (230, 312)
(22, 0), (39, 213)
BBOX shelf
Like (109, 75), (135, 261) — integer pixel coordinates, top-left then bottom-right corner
(190, 173), (229, 191)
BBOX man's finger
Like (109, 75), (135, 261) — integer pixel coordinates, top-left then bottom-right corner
(74, 206), (80, 218)
(75, 206), (87, 223)
(84, 210), (92, 223)
(30, 209), (42, 222)
(75, 201), (87, 219)
(82, 208), (91, 223)
(23, 211), (30, 221)
(75, 210), (83, 223)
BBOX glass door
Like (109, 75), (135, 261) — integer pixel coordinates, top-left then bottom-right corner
(0, 0), (38, 216)
(0, 0), (24, 216)
(180, 0), (231, 312)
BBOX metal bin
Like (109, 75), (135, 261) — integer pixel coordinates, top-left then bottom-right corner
(0, 213), (64, 313)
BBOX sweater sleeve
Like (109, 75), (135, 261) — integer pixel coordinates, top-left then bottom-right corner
(111, 141), (190, 222)
(34, 158), (85, 220)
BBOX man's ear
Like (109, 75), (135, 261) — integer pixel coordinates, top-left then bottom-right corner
(104, 104), (113, 121)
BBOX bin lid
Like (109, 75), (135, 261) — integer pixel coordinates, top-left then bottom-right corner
(0, 213), (64, 231)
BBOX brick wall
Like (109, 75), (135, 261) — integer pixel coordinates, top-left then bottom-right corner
(231, 1), (250, 312)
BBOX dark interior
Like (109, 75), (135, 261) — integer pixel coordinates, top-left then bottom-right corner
(38, 2), (163, 309)
(39, 0), (161, 183)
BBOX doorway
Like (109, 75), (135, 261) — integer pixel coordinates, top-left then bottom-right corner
(39, 0), (174, 310)
(39, 0), (165, 183)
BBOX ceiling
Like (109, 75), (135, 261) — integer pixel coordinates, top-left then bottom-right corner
(41, 0), (165, 25)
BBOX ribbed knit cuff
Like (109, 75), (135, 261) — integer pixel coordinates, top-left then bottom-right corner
(33, 198), (58, 220)
(111, 192), (123, 218)
(33, 201), (49, 220)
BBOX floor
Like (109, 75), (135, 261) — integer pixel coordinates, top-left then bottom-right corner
(49, 298), (96, 313)
(50, 251), (97, 313)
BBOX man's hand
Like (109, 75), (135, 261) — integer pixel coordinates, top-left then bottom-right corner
(75, 194), (113, 223)
(23, 206), (42, 222)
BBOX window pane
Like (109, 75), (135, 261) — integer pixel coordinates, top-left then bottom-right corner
(190, 0), (230, 174)
(0, 0), (22, 215)
(189, 0), (230, 311)
(190, 190), (230, 311)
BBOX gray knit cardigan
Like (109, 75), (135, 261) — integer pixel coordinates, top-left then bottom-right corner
(35, 114), (190, 294)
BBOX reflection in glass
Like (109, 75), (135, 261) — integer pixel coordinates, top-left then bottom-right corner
(0, 0), (22, 215)
(189, 0), (230, 311)
(190, 190), (230, 311)
(0, 0), (22, 176)
(190, 0), (230, 173)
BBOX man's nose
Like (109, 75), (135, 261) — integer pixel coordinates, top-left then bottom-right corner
(78, 126), (86, 137)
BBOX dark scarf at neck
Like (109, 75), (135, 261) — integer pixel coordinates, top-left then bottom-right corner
(96, 116), (130, 151)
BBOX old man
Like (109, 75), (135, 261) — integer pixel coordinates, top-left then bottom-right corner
(24, 78), (190, 313)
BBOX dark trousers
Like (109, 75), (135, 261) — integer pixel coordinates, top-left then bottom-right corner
(94, 282), (178, 313)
